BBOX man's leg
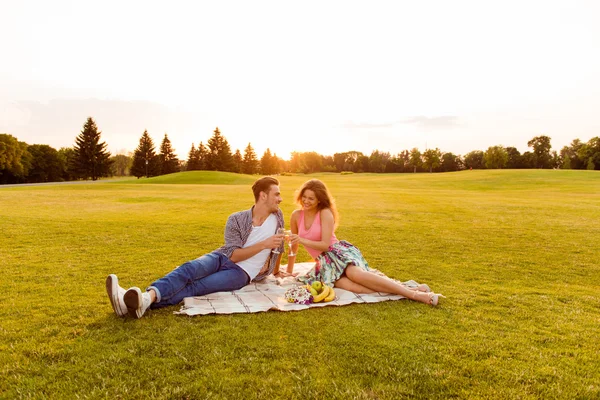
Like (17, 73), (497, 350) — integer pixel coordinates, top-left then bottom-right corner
(152, 252), (249, 308)
(148, 252), (225, 307)
(124, 252), (249, 318)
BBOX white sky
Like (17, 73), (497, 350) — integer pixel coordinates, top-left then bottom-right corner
(1, 0), (599, 159)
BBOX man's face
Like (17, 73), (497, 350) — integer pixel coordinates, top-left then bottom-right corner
(263, 184), (282, 212)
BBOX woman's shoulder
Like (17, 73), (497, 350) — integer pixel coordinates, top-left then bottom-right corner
(291, 209), (302, 220)
(320, 208), (334, 218)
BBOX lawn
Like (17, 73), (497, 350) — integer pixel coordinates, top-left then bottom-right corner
(1, 170), (599, 399)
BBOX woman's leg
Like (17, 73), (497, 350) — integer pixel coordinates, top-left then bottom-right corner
(344, 265), (433, 304)
(333, 277), (375, 294)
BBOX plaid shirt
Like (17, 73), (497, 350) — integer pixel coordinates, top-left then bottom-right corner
(215, 206), (285, 282)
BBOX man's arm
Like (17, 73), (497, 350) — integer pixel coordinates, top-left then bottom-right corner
(229, 235), (281, 263)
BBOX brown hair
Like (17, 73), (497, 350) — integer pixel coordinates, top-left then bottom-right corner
(295, 179), (339, 228)
(252, 176), (279, 202)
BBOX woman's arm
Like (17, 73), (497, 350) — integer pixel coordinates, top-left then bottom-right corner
(298, 208), (335, 253)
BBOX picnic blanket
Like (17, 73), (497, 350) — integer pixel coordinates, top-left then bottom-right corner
(175, 262), (422, 316)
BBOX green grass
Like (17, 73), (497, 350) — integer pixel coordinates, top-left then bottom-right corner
(121, 170), (258, 185)
(1, 170), (599, 399)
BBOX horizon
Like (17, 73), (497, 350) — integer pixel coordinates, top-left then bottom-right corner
(2, 1), (599, 160)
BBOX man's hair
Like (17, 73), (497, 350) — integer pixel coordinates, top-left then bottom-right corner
(252, 176), (279, 202)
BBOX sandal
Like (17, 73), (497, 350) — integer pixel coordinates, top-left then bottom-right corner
(427, 292), (446, 306)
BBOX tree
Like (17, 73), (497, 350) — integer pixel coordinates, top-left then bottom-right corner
(483, 146), (508, 169)
(260, 148), (279, 175)
(289, 152), (306, 173)
(187, 144), (200, 171)
(589, 137), (600, 170)
(333, 152), (346, 172)
(159, 133), (180, 175)
(505, 147), (521, 169)
(397, 150), (410, 173)
(206, 127), (233, 171)
(527, 135), (552, 169)
(70, 117), (112, 180)
(242, 143), (259, 174)
(58, 147), (75, 181)
(440, 152), (462, 172)
(587, 157), (596, 170)
(302, 152), (323, 173)
(321, 155), (336, 172)
(0, 134), (31, 184)
(577, 137), (600, 170)
(232, 149), (243, 173)
(422, 148), (442, 173)
(131, 130), (159, 178)
(408, 148), (422, 173)
(278, 157), (290, 173)
(26, 144), (63, 183)
(463, 150), (485, 169)
(520, 151), (535, 169)
(110, 153), (132, 176)
(561, 153), (572, 169)
(369, 150), (391, 173)
(196, 142), (208, 170)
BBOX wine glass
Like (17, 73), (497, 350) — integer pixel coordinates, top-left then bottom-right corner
(272, 227), (285, 254)
(285, 229), (296, 257)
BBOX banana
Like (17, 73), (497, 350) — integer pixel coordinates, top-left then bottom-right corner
(323, 287), (336, 302)
(313, 285), (330, 303)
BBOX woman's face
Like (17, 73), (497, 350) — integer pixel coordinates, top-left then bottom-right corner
(301, 189), (319, 211)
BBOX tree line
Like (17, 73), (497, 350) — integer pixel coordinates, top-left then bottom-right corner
(2, 116), (599, 184)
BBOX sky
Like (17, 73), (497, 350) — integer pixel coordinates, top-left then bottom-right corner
(1, 0), (599, 160)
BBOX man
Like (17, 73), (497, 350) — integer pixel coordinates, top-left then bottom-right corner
(106, 176), (287, 319)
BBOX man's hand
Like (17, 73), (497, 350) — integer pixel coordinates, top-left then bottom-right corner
(263, 233), (285, 250)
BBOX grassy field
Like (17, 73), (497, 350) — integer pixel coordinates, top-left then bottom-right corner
(1, 170), (599, 399)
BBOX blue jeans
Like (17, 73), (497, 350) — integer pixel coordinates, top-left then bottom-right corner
(147, 252), (250, 309)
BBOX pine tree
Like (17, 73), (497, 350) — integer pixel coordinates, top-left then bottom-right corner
(187, 144), (199, 171)
(197, 141), (208, 170)
(242, 143), (259, 174)
(159, 133), (179, 175)
(131, 130), (159, 178)
(261, 148), (275, 175)
(70, 117), (112, 180)
(271, 152), (281, 174)
(206, 127), (233, 171)
(232, 149), (243, 173)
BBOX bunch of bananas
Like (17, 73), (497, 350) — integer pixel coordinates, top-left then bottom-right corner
(305, 281), (336, 303)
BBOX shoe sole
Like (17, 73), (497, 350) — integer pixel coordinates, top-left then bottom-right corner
(124, 288), (143, 319)
(106, 274), (127, 317)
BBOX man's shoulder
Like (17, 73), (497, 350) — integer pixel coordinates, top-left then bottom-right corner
(228, 208), (252, 221)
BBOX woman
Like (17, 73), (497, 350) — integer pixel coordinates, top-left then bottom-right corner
(285, 179), (443, 306)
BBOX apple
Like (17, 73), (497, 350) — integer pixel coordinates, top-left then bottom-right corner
(311, 281), (323, 294)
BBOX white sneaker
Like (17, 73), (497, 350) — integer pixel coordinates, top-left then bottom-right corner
(123, 287), (152, 319)
(106, 274), (128, 317)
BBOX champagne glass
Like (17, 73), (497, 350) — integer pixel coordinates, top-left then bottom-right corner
(285, 229), (296, 257)
(272, 227), (285, 254)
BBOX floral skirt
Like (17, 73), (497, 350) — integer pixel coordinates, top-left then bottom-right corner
(297, 240), (370, 287)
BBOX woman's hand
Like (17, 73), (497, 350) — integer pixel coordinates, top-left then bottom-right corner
(287, 233), (300, 246)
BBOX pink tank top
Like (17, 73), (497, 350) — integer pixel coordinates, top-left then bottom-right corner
(298, 210), (339, 259)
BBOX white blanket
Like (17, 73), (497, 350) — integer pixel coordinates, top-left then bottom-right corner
(175, 262), (421, 316)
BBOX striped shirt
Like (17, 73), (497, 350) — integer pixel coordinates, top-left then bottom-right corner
(215, 206), (285, 281)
